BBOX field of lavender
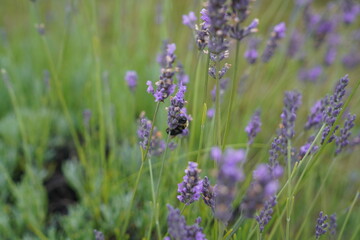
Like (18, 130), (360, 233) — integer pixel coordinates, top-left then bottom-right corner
(0, 0), (359, 239)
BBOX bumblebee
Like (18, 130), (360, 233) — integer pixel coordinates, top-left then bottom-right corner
(166, 116), (188, 136)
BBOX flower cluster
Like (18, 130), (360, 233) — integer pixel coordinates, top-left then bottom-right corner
(147, 43), (177, 102)
(211, 147), (246, 223)
(298, 66), (323, 82)
(262, 22), (286, 62)
(137, 112), (167, 156)
(315, 211), (328, 239)
(164, 205), (207, 240)
(177, 162), (202, 205)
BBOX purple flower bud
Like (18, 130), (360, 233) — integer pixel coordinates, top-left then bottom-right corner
(93, 230), (105, 240)
(182, 12), (197, 29)
(262, 22), (286, 62)
(287, 32), (304, 58)
(124, 71), (137, 92)
(245, 110), (262, 145)
(328, 214), (337, 236)
(315, 211), (328, 239)
(280, 91), (302, 139)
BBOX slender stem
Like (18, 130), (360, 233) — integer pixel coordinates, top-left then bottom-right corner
(286, 139), (292, 240)
(223, 41), (240, 150)
(122, 102), (161, 236)
(337, 191), (360, 240)
(156, 133), (171, 198)
(148, 157), (162, 239)
(196, 103), (208, 163)
(121, 161), (144, 235)
(215, 62), (221, 146)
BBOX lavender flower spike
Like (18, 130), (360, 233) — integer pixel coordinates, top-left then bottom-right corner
(315, 211), (328, 239)
(321, 75), (349, 144)
(165, 205), (207, 240)
(211, 147), (246, 223)
(328, 214), (337, 236)
(245, 110), (261, 145)
(256, 197), (277, 232)
(124, 70), (137, 92)
(335, 113), (356, 155)
(177, 162), (202, 205)
(202, 176), (216, 211)
(93, 230), (105, 240)
(262, 22), (286, 62)
(147, 43), (177, 102)
(280, 91), (302, 139)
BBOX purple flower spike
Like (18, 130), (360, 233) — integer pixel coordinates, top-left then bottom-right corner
(202, 176), (216, 211)
(177, 162), (203, 205)
(231, 0), (251, 24)
(335, 113), (356, 155)
(342, 0), (360, 25)
(137, 112), (169, 156)
(298, 136), (319, 161)
(167, 84), (190, 135)
(165, 205), (207, 240)
(305, 98), (328, 130)
(255, 197), (277, 232)
(280, 91), (302, 139)
(342, 50), (360, 69)
(93, 230), (105, 240)
(321, 75), (349, 144)
(245, 37), (260, 64)
(148, 42), (177, 102)
(315, 211), (328, 239)
(245, 110), (262, 145)
(262, 22), (286, 62)
(182, 11), (197, 29)
(328, 214), (337, 236)
(124, 70), (137, 92)
(211, 147), (246, 223)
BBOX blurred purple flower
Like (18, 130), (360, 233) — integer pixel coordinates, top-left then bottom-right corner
(305, 98), (328, 130)
(342, 51), (360, 69)
(182, 11), (197, 29)
(231, 0), (251, 23)
(165, 205), (207, 240)
(287, 32), (304, 58)
(342, 0), (360, 25)
(211, 77), (229, 101)
(298, 136), (319, 161)
(328, 214), (337, 236)
(176, 63), (190, 85)
(298, 66), (323, 82)
(93, 230), (105, 240)
(207, 108), (215, 119)
(324, 34), (340, 66)
(211, 147), (246, 223)
(124, 70), (137, 92)
(315, 211), (328, 239)
(262, 22), (286, 62)
(241, 163), (283, 218)
(245, 110), (261, 145)
(245, 37), (260, 64)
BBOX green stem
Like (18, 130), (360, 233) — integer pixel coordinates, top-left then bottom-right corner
(337, 191), (360, 240)
(286, 139), (292, 240)
(148, 157), (162, 239)
(215, 62), (221, 146)
(222, 41), (240, 150)
(122, 102), (161, 236)
(156, 133), (171, 198)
